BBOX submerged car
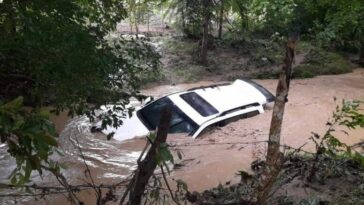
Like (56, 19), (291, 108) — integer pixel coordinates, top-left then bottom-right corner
(99, 79), (275, 141)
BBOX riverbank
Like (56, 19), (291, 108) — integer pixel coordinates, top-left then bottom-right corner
(142, 36), (356, 87)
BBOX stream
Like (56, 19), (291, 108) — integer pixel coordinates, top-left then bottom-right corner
(0, 70), (364, 204)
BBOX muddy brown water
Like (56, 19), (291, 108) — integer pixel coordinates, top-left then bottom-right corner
(0, 69), (364, 204)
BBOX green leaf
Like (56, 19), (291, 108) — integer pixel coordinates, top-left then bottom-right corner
(3, 97), (24, 110)
(37, 109), (50, 118)
(147, 132), (157, 142)
(24, 160), (32, 180)
(10, 175), (17, 185)
(157, 143), (174, 165)
(39, 134), (58, 147)
(106, 132), (115, 140)
(59, 163), (68, 170)
(176, 179), (188, 191)
(29, 155), (41, 173)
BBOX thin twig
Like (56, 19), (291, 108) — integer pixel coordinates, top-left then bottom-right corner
(71, 130), (102, 203)
(0, 180), (130, 199)
(42, 165), (81, 204)
(169, 140), (269, 148)
(160, 164), (180, 205)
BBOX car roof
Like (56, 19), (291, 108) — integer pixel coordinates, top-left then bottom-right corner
(167, 79), (266, 125)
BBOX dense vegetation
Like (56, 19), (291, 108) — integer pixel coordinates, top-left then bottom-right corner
(120, 0), (363, 83)
(0, 0), (160, 185)
(0, 0), (363, 204)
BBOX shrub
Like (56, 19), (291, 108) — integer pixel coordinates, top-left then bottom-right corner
(293, 48), (352, 78)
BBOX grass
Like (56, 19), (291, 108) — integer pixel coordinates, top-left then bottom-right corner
(139, 68), (165, 86)
(148, 36), (353, 84)
(162, 37), (198, 55)
(253, 48), (352, 79)
(296, 41), (314, 54)
(174, 67), (199, 82)
(227, 38), (284, 68)
(253, 70), (280, 79)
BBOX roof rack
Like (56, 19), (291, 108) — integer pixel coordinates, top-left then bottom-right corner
(219, 103), (260, 117)
(187, 82), (231, 91)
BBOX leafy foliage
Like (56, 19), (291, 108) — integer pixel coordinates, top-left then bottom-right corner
(0, 0), (160, 185)
(0, 97), (59, 185)
(124, 0), (159, 34)
(306, 0), (364, 50)
(0, 0), (160, 121)
(250, 0), (297, 35)
(163, 0), (204, 38)
(310, 100), (364, 166)
(293, 48), (352, 78)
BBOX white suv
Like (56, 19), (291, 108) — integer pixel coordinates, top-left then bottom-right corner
(100, 79), (274, 141)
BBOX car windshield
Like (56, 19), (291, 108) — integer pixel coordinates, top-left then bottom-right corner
(137, 97), (198, 134)
(180, 92), (218, 117)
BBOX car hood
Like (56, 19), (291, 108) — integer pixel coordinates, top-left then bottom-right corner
(101, 111), (150, 141)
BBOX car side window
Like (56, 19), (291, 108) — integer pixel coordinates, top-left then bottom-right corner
(138, 98), (171, 130)
(138, 97), (198, 133)
(222, 110), (260, 125)
(169, 121), (195, 133)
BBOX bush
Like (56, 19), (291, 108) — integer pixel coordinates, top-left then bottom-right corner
(163, 38), (198, 55)
(229, 38), (284, 68)
(252, 48), (352, 79)
(292, 65), (316, 78)
(296, 41), (314, 54)
(253, 70), (280, 79)
(293, 48), (352, 78)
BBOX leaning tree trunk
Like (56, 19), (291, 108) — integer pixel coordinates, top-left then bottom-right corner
(218, 0), (224, 39)
(266, 39), (295, 166)
(256, 38), (296, 205)
(200, 0), (210, 65)
(122, 107), (172, 205)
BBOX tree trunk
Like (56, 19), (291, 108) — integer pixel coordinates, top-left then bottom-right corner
(200, 0), (210, 65)
(4, 1), (17, 35)
(181, 7), (186, 31)
(359, 46), (364, 66)
(218, 0), (224, 39)
(129, 19), (133, 33)
(256, 38), (296, 205)
(147, 17), (150, 33)
(135, 20), (139, 37)
(126, 107), (172, 205)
